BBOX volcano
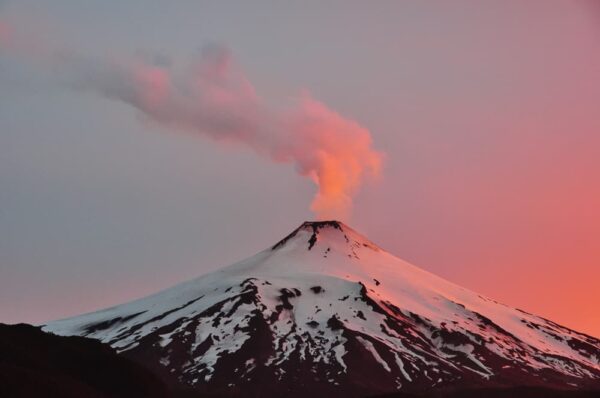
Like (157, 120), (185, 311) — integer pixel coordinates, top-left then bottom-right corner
(43, 221), (600, 397)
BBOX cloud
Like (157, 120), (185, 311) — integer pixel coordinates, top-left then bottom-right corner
(0, 18), (12, 48)
(1, 30), (382, 220)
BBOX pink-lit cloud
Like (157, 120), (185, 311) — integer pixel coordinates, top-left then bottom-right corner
(0, 19), (382, 220)
(53, 46), (382, 220)
(0, 18), (13, 48)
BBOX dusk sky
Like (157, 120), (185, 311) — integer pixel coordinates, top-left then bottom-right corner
(1, 1), (600, 338)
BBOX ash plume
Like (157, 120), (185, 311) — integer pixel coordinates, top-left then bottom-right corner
(1, 29), (382, 219)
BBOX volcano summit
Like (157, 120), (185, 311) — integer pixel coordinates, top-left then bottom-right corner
(43, 221), (600, 397)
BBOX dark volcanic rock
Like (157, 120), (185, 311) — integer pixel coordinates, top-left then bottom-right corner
(42, 221), (600, 398)
(373, 386), (600, 398)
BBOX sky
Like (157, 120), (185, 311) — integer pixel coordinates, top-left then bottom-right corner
(1, 1), (599, 338)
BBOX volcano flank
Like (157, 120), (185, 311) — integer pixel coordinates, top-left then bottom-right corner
(43, 221), (600, 397)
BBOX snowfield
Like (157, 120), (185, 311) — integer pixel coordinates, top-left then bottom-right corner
(43, 221), (600, 397)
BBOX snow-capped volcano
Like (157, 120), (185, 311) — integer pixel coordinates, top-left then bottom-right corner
(43, 221), (600, 397)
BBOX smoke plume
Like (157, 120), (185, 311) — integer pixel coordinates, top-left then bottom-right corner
(0, 19), (12, 48)
(2, 32), (382, 219)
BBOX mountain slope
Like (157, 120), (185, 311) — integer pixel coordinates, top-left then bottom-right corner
(0, 323), (168, 398)
(43, 221), (600, 397)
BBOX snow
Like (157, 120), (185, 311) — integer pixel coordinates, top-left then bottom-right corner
(42, 221), (600, 386)
(394, 352), (412, 382)
(357, 336), (391, 372)
(448, 343), (493, 377)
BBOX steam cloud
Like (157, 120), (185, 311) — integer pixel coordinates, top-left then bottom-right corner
(1, 27), (382, 220)
(0, 19), (12, 48)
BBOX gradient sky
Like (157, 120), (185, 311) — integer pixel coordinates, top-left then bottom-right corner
(1, 1), (599, 337)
